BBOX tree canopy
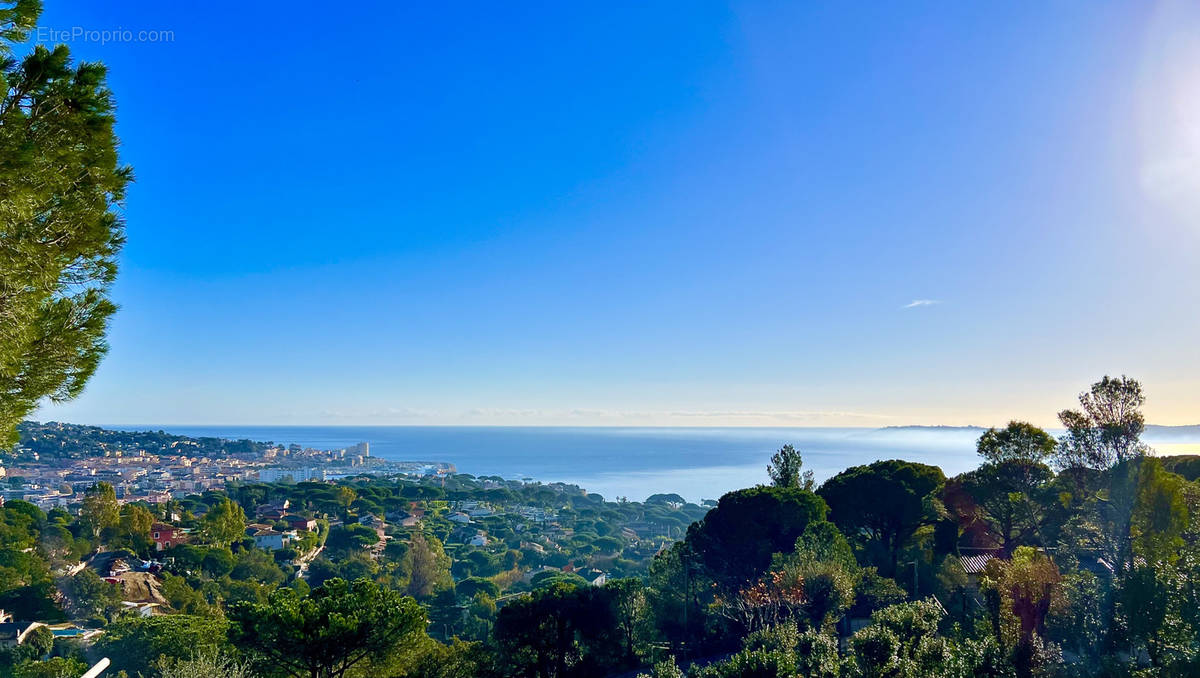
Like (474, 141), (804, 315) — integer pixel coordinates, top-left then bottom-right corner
(818, 459), (945, 576)
(96, 615), (230, 678)
(977, 421), (1056, 465)
(200, 497), (247, 546)
(0, 0), (131, 447)
(230, 577), (426, 678)
(1054, 375), (1147, 471)
(685, 485), (828, 591)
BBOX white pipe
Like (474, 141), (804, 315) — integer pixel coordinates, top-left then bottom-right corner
(80, 657), (110, 678)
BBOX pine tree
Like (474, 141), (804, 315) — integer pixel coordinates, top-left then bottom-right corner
(0, 0), (131, 447)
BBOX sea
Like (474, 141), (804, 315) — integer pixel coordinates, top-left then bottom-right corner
(106, 425), (1200, 503)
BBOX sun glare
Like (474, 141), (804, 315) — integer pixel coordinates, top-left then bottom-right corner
(1138, 0), (1200, 214)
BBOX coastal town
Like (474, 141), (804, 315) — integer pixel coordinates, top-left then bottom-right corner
(2, 421), (454, 510)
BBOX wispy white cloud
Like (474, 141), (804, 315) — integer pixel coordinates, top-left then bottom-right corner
(902, 299), (941, 309)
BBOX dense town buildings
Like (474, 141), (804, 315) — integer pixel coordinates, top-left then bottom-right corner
(4, 423), (451, 510)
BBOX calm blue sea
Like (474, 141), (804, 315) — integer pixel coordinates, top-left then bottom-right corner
(105, 425), (999, 502)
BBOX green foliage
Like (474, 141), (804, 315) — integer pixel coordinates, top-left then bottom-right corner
(946, 460), (1054, 555)
(794, 629), (844, 678)
(1161, 454), (1200, 481)
(457, 576), (500, 599)
(16, 421), (268, 460)
(594, 535), (623, 553)
(154, 648), (255, 678)
(742, 621), (800, 654)
(0, 1), (39, 51)
(1046, 571), (1105, 665)
(602, 577), (650, 665)
(977, 422), (1056, 466)
(0, 376), (1194, 678)
(0, 0), (131, 447)
(637, 657), (685, 678)
(725, 622), (845, 678)
(201, 547), (235, 578)
(693, 647), (797, 678)
(63, 568), (121, 620)
(79, 482), (119, 538)
(792, 520), (857, 571)
(326, 523), (380, 555)
(230, 577), (426, 678)
(850, 599), (950, 678)
(531, 569), (589, 590)
(494, 582), (627, 678)
(979, 547), (1062, 677)
(818, 460), (945, 576)
(767, 444), (814, 490)
(686, 485), (828, 592)
(231, 548), (288, 585)
(403, 533), (452, 599)
(0, 500), (44, 550)
(772, 521), (858, 631)
(1054, 375), (1147, 471)
(21, 624), (53, 659)
(199, 498), (247, 546)
(0, 546), (62, 620)
(406, 638), (489, 678)
(12, 656), (89, 678)
(1132, 456), (1189, 565)
(113, 503), (154, 553)
(1119, 566), (1170, 655)
(160, 572), (215, 616)
(803, 563), (856, 631)
(96, 615), (231, 678)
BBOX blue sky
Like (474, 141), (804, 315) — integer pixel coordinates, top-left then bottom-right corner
(30, 1), (1200, 427)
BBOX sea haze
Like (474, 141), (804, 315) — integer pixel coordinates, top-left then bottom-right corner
(104, 425), (1200, 503)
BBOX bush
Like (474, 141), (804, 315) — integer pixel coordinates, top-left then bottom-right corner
(95, 615), (231, 678)
(795, 630), (843, 678)
(457, 577), (500, 600)
(13, 656), (88, 678)
(851, 568), (907, 618)
(742, 622), (799, 654)
(850, 600), (951, 678)
(694, 648), (797, 678)
(155, 649), (254, 678)
(636, 657), (685, 678)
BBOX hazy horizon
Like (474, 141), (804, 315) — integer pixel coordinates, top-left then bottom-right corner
(27, 422), (1200, 500)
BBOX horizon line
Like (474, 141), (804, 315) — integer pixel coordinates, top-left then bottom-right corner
(27, 420), (1200, 430)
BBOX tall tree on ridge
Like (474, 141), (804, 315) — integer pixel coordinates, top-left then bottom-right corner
(767, 444), (814, 490)
(1054, 376), (1150, 575)
(1053, 375), (1147, 472)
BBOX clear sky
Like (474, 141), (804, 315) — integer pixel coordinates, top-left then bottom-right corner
(30, 1), (1200, 427)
